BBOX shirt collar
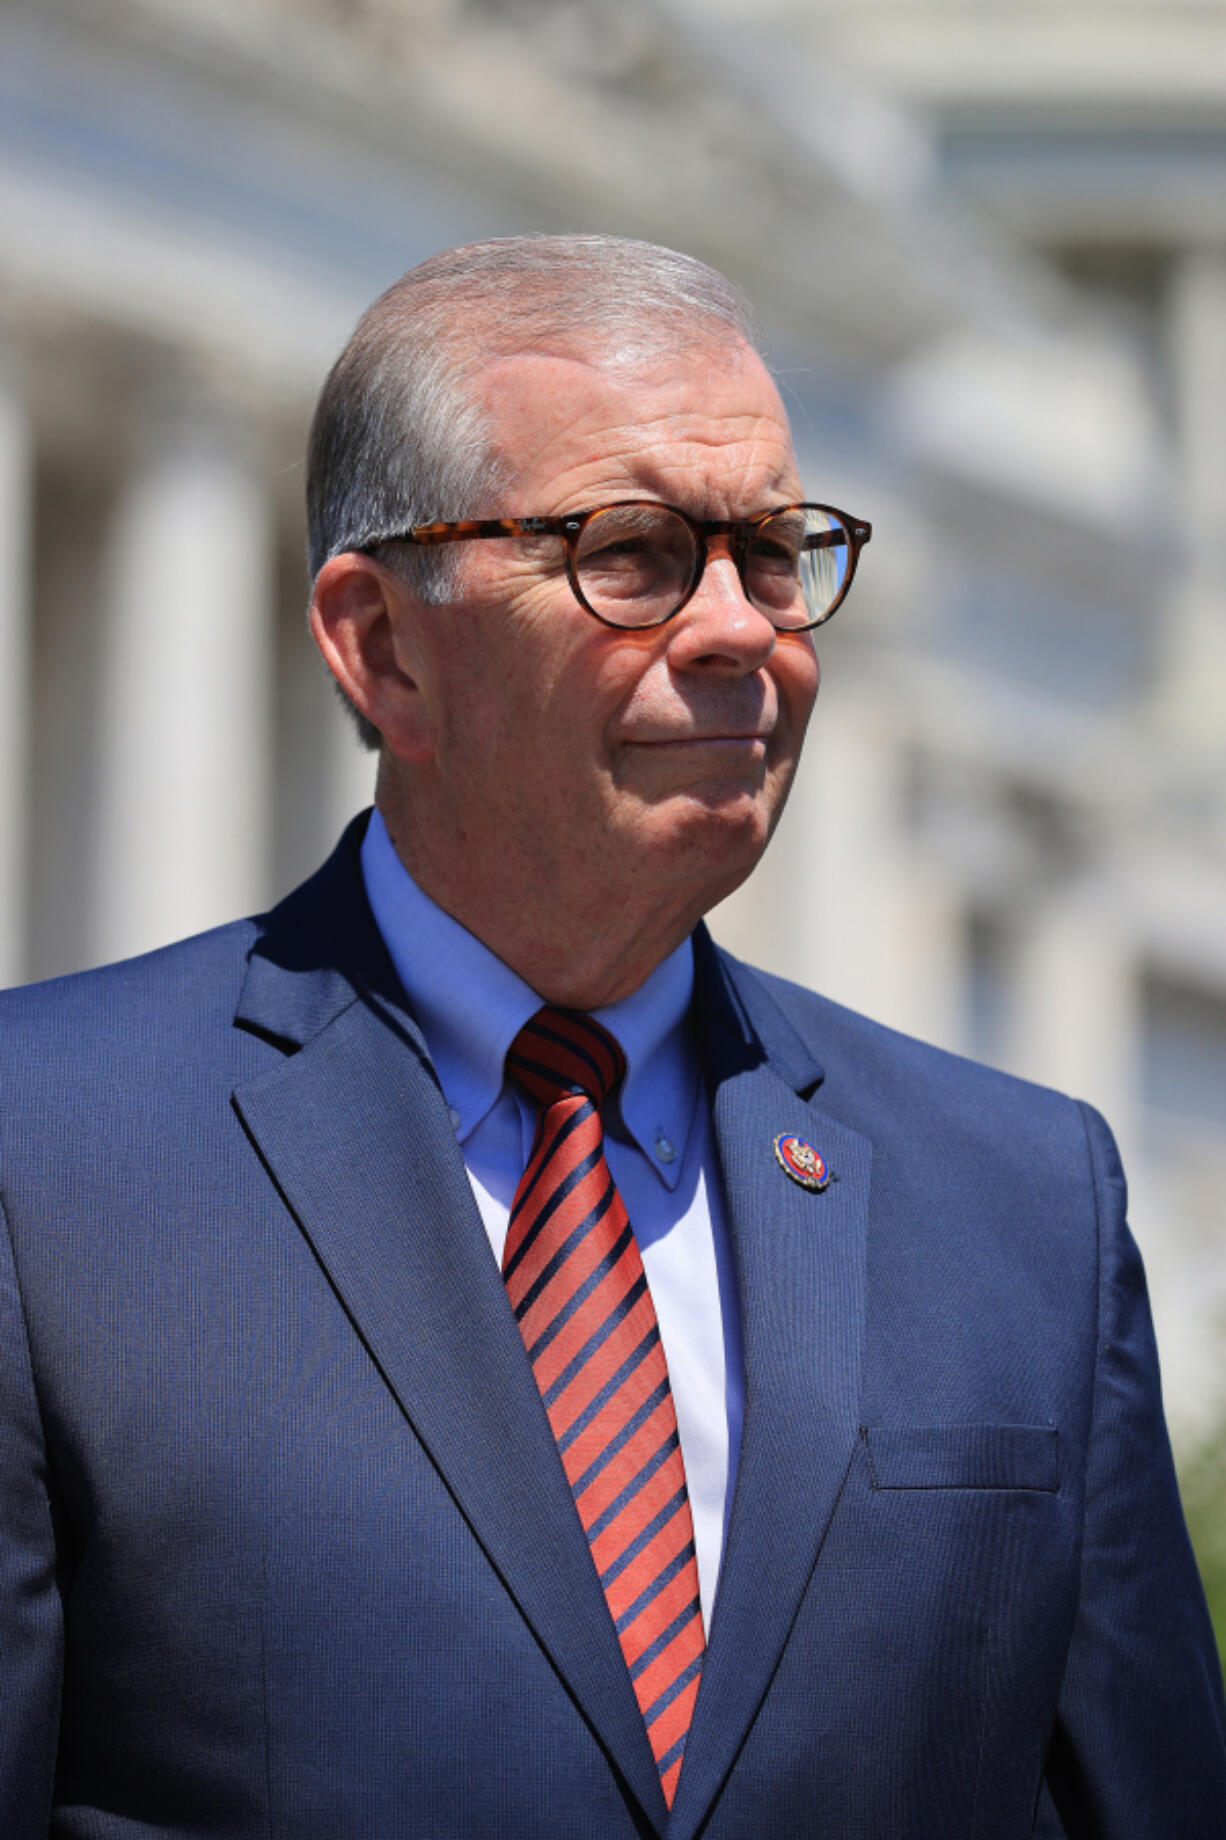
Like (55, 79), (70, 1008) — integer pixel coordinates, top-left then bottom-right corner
(360, 809), (699, 1189)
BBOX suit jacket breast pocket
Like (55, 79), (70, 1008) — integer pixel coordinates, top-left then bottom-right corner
(862, 1423), (1060, 1491)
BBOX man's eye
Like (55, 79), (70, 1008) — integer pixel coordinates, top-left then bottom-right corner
(749, 539), (801, 573)
(591, 538), (655, 562)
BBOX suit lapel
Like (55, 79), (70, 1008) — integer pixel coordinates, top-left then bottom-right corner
(232, 836), (868, 1836)
(232, 824), (669, 1833)
(668, 937), (871, 1840)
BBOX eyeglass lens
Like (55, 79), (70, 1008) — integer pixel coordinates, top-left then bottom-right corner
(571, 504), (850, 630)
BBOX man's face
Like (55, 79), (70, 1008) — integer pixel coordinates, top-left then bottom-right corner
(384, 336), (820, 977)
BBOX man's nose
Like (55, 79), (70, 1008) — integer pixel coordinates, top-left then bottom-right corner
(665, 535), (778, 674)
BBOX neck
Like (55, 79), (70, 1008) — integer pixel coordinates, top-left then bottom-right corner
(374, 791), (728, 1011)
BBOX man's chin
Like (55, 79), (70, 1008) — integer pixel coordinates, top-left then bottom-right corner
(637, 789), (773, 888)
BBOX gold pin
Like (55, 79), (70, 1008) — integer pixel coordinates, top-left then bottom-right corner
(774, 1132), (831, 1192)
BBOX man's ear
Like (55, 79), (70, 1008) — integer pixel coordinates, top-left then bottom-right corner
(308, 552), (434, 763)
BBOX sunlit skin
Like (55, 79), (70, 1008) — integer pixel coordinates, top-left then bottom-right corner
(310, 335), (820, 1008)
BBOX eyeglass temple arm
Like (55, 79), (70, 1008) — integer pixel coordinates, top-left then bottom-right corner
(388, 517), (561, 548)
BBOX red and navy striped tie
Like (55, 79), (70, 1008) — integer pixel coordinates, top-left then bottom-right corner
(504, 1006), (704, 1808)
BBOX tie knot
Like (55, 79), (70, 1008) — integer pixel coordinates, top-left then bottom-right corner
(507, 1007), (626, 1111)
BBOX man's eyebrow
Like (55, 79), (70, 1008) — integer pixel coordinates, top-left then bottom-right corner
(674, 498), (804, 522)
(681, 470), (805, 520)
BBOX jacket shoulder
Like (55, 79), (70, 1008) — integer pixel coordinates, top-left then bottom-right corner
(726, 950), (1104, 1152)
(0, 918), (262, 1076)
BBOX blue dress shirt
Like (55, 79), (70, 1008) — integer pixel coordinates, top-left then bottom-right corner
(361, 808), (744, 1624)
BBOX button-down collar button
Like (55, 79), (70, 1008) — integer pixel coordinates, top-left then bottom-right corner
(654, 1131), (676, 1165)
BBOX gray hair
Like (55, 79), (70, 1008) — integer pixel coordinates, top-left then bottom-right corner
(306, 234), (763, 750)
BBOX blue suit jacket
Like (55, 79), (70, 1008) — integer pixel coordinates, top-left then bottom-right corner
(1, 818), (1223, 1838)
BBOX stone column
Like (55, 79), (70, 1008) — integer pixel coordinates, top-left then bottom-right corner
(804, 692), (964, 1049)
(92, 391), (273, 965)
(1160, 249), (1226, 738)
(1003, 892), (1139, 1149)
(0, 345), (32, 987)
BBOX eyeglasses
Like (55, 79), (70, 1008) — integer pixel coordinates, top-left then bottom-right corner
(366, 500), (871, 632)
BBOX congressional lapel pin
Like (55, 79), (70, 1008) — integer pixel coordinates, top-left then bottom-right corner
(774, 1132), (832, 1192)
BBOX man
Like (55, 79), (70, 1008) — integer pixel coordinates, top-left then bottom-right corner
(1, 235), (1223, 1838)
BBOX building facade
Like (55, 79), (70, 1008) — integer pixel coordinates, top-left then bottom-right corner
(2, 0), (1224, 1439)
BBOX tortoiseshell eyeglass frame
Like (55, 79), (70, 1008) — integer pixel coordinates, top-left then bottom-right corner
(361, 500), (872, 632)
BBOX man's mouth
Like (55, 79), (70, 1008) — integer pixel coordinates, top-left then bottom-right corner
(631, 731), (771, 747)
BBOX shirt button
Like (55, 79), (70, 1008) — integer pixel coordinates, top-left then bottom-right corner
(654, 1132), (676, 1165)
(448, 1107), (461, 1131)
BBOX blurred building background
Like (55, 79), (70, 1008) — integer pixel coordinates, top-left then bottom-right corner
(1, 0), (1223, 1547)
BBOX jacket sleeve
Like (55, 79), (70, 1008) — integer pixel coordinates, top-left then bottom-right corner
(1036, 1104), (1226, 1836)
(0, 1187), (61, 1838)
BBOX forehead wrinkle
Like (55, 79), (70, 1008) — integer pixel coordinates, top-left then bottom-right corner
(609, 418), (801, 516)
(477, 345), (799, 515)
(533, 406), (798, 502)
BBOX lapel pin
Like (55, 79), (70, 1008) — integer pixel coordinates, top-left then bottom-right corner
(774, 1132), (832, 1192)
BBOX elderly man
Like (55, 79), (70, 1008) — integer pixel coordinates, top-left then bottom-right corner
(1, 236), (1223, 1840)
